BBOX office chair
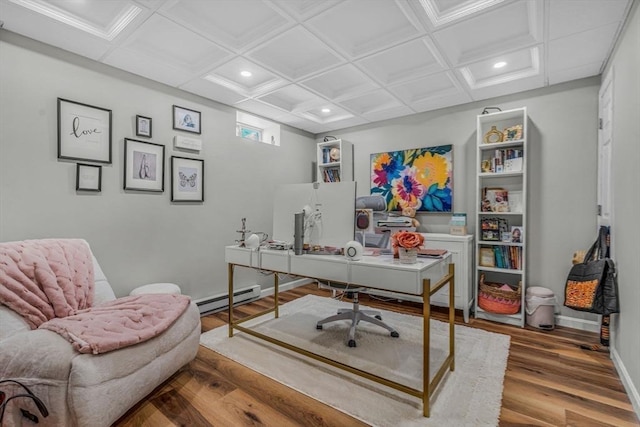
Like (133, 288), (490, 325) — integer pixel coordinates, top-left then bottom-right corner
(316, 283), (399, 348)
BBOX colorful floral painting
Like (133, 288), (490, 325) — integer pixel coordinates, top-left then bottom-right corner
(371, 145), (453, 212)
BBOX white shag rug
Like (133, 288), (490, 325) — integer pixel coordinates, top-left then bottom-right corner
(200, 295), (509, 427)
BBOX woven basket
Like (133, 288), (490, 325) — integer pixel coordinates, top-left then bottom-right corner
(478, 274), (522, 315)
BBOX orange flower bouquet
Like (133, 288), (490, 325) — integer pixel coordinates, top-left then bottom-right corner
(392, 231), (425, 249)
(392, 231), (424, 264)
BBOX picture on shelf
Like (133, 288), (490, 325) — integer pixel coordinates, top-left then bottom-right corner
(503, 124), (523, 141)
(371, 144), (453, 213)
(511, 226), (523, 243)
(508, 190), (523, 213)
(482, 187), (509, 212)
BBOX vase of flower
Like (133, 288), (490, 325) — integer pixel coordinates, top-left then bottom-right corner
(398, 247), (418, 264)
(392, 231), (424, 265)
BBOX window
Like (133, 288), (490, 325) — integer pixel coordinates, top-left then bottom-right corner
(236, 123), (262, 141)
(236, 111), (280, 146)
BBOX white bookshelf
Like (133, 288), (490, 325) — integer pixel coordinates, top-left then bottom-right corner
(316, 139), (353, 183)
(474, 107), (528, 327)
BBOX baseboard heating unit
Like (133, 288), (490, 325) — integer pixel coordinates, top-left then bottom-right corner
(195, 284), (261, 315)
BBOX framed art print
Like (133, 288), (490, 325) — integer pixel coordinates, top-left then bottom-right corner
(171, 156), (204, 202)
(370, 144), (453, 212)
(124, 138), (165, 192)
(76, 163), (101, 192)
(136, 115), (152, 138)
(58, 98), (112, 163)
(173, 105), (201, 134)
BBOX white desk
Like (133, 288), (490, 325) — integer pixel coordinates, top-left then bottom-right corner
(225, 245), (455, 417)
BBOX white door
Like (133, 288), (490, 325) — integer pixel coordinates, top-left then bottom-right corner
(598, 69), (614, 240)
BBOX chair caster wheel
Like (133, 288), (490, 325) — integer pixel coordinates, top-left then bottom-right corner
(375, 315), (382, 320)
(316, 324), (323, 330)
(348, 340), (357, 347)
(391, 331), (400, 338)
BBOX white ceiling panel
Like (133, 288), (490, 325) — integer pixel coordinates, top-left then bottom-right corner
(459, 46), (541, 89)
(246, 26), (344, 80)
(548, 0), (631, 40)
(159, 0), (293, 51)
(548, 22), (621, 74)
(298, 104), (354, 124)
(257, 85), (324, 113)
(305, 0), (423, 58)
(338, 89), (403, 116)
(388, 72), (462, 105)
(300, 64), (378, 100)
(270, 0), (341, 21)
(432, 0), (542, 66)
(0, 0), (631, 134)
(109, 14), (232, 75)
(203, 57), (285, 97)
(420, 0), (507, 28)
(180, 78), (248, 106)
(356, 37), (446, 85)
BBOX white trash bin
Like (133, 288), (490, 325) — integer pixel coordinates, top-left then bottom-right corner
(526, 286), (556, 330)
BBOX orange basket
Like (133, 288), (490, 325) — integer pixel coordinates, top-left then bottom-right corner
(478, 274), (522, 315)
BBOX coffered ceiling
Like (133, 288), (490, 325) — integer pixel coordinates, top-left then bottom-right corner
(0, 0), (632, 134)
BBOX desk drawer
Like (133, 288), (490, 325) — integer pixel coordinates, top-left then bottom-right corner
(225, 246), (258, 268)
(290, 256), (348, 283)
(350, 260), (422, 294)
(260, 250), (289, 273)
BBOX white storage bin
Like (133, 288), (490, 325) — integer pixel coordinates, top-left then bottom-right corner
(526, 286), (556, 330)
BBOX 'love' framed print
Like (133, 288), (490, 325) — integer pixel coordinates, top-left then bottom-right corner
(58, 98), (112, 163)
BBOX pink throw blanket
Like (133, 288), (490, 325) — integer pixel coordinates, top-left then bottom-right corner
(1, 238), (191, 354)
(0, 239), (94, 328)
(40, 294), (191, 354)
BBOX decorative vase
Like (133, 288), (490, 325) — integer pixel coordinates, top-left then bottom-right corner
(398, 247), (418, 264)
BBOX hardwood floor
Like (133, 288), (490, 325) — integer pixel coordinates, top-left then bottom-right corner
(115, 284), (639, 426)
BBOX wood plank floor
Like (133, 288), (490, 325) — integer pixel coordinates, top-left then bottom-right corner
(114, 284), (639, 426)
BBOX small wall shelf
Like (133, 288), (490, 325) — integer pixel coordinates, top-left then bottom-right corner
(316, 139), (353, 183)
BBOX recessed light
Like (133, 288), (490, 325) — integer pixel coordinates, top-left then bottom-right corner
(321, 108), (331, 113)
(240, 70), (252, 77)
(493, 61), (507, 69)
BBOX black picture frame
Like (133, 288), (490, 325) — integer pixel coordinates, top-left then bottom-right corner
(76, 163), (102, 192)
(124, 138), (165, 192)
(172, 105), (201, 134)
(58, 98), (112, 163)
(135, 115), (152, 138)
(171, 156), (204, 202)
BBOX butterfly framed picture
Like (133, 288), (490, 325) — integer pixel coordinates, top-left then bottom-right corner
(171, 156), (204, 202)
(124, 138), (165, 192)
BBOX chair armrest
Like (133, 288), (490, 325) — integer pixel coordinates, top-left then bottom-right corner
(0, 329), (76, 380)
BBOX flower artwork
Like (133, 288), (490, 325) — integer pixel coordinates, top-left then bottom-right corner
(371, 145), (453, 212)
(392, 231), (425, 249)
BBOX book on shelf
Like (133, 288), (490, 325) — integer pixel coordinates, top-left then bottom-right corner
(323, 168), (341, 182)
(482, 148), (523, 173)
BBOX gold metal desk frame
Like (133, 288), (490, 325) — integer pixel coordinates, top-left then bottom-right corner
(228, 261), (455, 418)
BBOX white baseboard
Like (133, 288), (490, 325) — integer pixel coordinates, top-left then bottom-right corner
(555, 315), (600, 333)
(611, 346), (640, 421)
(260, 277), (315, 298)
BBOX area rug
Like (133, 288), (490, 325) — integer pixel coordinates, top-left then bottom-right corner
(200, 295), (509, 426)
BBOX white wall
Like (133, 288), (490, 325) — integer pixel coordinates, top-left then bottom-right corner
(605, 0), (640, 416)
(319, 78), (601, 323)
(0, 30), (316, 299)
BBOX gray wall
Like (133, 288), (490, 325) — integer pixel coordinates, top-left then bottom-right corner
(605, 0), (640, 415)
(0, 30), (316, 299)
(319, 78), (601, 323)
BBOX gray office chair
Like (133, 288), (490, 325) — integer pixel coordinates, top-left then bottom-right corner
(316, 283), (400, 348)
